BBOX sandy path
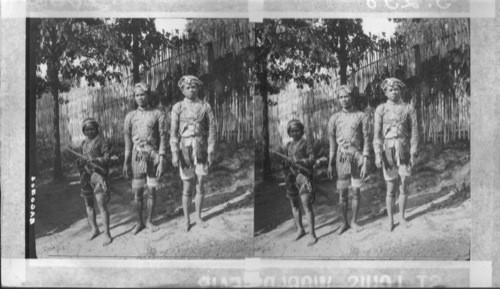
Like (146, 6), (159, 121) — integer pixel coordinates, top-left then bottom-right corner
(35, 147), (254, 259)
(254, 143), (470, 259)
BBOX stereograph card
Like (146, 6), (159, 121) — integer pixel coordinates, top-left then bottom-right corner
(1, 0), (499, 287)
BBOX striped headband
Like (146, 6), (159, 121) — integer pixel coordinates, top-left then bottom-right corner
(82, 117), (99, 132)
(380, 78), (405, 91)
(178, 75), (203, 89)
(134, 82), (149, 94)
(287, 119), (304, 135)
(337, 85), (352, 96)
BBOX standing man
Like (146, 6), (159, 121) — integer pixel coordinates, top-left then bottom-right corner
(373, 78), (419, 232)
(327, 85), (370, 235)
(123, 82), (167, 234)
(170, 75), (216, 232)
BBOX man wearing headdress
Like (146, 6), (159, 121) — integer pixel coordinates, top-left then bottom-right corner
(123, 82), (167, 234)
(170, 75), (216, 232)
(77, 117), (112, 245)
(373, 77), (419, 232)
(327, 85), (370, 235)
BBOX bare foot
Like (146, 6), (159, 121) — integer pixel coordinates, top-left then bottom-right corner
(351, 222), (363, 233)
(132, 222), (145, 235)
(306, 234), (318, 246)
(400, 218), (412, 228)
(145, 222), (158, 232)
(294, 229), (306, 241)
(338, 223), (350, 235)
(196, 217), (208, 228)
(102, 234), (113, 246)
(388, 222), (395, 232)
(87, 228), (100, 241)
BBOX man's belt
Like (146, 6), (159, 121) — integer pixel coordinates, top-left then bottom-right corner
(133, 142), (160, 174)
(179, 136), (207, 169)
(382, 138), (410, 169)
(181, 134), (205, 138)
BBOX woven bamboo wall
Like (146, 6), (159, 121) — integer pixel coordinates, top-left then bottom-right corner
(256, 19), (470, 150)
(36, 21), (255, 172)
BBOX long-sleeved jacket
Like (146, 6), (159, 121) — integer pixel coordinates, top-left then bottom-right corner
(123, 106), (167, 158)
(170, 98), (216, 154)
(283, 138), (315, 174)
(327, 108), (370, 161)
(373, 100), (418, 156)
(79, 135), (110, 175)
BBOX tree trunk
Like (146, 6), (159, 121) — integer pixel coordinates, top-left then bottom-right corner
(132, 20), (141, 83)
(51, 87), (64, 182)
(259, 62), (272, 180)
(338, 22), (348, 85)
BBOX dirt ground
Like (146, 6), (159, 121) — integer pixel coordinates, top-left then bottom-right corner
(254, 142), (470, 259)
(35, 145), (254, 259)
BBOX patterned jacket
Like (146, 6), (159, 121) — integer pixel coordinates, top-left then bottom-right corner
(373, 100), (418, 156)
(283, 138), (315, 175)
(79, 135), (110, 175)
(170, 98), (216, 154)
(327, 108), (370, 159)
(123, 106), (168, 157)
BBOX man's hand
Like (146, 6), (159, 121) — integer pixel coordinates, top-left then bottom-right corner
(156, 156), (165, 177)
(207, 152), (214, 167)
(410, 153), (417, 168)
(327, 163), (337, 180)
(172, 152), (179, 168)
(123, 162), (130, 179)
(375, 154), (382, 169)
(360, 162), (368, 179)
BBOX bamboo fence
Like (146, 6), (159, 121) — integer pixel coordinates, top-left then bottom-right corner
(256, 19), (470, 150)
(36, 21), (255, 172)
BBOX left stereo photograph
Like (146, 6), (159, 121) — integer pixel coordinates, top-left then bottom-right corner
(27, 18), (255, 258)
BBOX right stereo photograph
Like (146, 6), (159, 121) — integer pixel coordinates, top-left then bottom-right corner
(254, 18), (470, 259)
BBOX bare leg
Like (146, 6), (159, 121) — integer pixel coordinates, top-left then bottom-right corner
(84, 196), (100, 240)
(194, 175), (208, 228)
(399, 176), (411, 228)
(350, 187), (363, 232)
(182, 180), (194, 232)
(132, 187), (145, 235)
(338, 188), (350, 235)
(145, 187), (158, 232)
(301, 194), (317, 246)
(289, 197), (305, 241)
(96, 193), (112, 246)
(386, 179), (397, 232)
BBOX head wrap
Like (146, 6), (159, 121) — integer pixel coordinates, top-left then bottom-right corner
(380, 78), (405, 91)
(82, 117), (99, 133)
(178, 75), (203, 89)
(287, 119), (305, 136)
(337, 85), (352, 97)
(134, 82), (149, 95)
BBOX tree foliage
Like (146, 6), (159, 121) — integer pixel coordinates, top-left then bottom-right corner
(256, 19), (337, 93)
(112, 19), (172, 83)
(34, 18), (130, 181)
(35, 18), (130, 98)
(394, 18), (470, 102)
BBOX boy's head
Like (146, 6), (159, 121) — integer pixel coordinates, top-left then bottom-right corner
(337, 85), (352, 109)
(287, 119), (305, 141)
(381, 78), (405, 102)
(82, 117), (99, 139)
(178, 75), (203, 100)
(134, 82), (150, 108)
